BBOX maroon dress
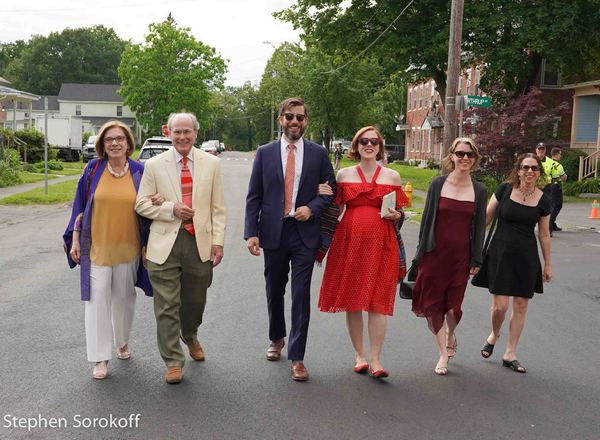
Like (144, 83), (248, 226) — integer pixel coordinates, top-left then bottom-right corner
(412, 197), (474, 334)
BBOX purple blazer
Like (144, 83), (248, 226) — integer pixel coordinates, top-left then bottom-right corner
(62, 158), (153, 300)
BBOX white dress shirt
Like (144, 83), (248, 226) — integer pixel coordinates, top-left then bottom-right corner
(280, 137), (304, 217)
(173, 147), (194, 177)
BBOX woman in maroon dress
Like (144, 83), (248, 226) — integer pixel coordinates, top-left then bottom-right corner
(318, 126), (408, 378)
(411, 137), (487, 375)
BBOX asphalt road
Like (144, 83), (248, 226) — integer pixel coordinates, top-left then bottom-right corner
(0, 151), (598, 440)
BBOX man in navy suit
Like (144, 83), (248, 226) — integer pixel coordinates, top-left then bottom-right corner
(245, 97), (336, 381)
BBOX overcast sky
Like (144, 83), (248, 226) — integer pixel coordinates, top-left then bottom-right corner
(0, 0), (300, 87)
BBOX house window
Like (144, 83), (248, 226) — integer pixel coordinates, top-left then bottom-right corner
(117, 105), (123, 117)
(407, 89), (411, 111)
(413, 88), (417, 110)
(541, 59), (561, 88)
(419, 86), (423, 109)
(575, 95), (600, 142)
(427, 130), (432, 153)
(466, 70), (472, 94)
(76, 105), (82, 116)
(458, 76), (463, 95)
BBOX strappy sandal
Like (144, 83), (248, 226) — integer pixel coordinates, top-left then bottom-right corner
(446, 335), (458, 358)
(434, 359), (448, 376)
(502, 359), (526, 373)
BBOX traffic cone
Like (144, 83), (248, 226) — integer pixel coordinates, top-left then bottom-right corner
(589, 200), (600, 219)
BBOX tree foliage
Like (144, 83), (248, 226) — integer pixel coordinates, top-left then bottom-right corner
(275, 0), (600, 101)
(2, 26), (125, 95)
(252, 43), (389, 147)
(118, 15), (227, 136)
(464, 87), (571, 177)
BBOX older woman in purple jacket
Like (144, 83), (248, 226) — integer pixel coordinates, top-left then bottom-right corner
(63, 121), (159, 380)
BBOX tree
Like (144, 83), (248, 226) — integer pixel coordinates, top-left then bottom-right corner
(212, 84), (263, 149)
(118, 15), (227, 136)
(463, 87), (571, 178)
(254, 43), (385, 148)
(0, 40), (26, 77)
(2, 26), (125, 95)
(275, 0), (600, 102)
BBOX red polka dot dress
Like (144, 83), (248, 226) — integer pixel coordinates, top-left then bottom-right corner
(318, 166), (408, 316)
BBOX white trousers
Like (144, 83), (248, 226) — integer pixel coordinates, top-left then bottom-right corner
(85, 256), (139, 362)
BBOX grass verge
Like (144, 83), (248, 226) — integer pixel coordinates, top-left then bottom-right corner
(0, 180), (77, 205)
(20, 172), (59, 183)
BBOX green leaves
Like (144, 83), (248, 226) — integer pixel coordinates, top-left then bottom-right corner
(118, 16), (227, 137)
(1, 26), (125, 95)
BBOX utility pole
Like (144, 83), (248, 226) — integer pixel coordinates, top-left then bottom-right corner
(442, 0), (464, 153)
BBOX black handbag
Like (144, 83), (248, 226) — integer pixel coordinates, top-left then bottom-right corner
(399, 261), (418, 300)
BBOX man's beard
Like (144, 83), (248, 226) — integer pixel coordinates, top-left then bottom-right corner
(282, 124), (305, 141)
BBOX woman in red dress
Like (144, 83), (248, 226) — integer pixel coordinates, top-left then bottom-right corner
(318, 126), (408, 378)
(411, 137), (487, 375)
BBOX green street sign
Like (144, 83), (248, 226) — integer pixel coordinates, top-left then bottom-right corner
(466, 95), (492, 108)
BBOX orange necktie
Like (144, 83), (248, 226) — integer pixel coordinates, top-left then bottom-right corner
(284, 144), (296, 216)
(181, 156), (195, 235)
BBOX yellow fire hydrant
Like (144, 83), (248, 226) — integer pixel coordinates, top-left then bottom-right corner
(404, 181), (413, 208)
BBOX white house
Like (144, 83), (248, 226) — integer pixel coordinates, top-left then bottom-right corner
(1, 83), (139, 141)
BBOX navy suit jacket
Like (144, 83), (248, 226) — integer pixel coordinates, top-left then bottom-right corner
(244, 140), (336, 250)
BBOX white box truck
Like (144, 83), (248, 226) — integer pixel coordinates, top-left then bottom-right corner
(34, 115), (83, 161)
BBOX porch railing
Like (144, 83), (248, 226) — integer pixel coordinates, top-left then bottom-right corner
(579, 150), (599, 180)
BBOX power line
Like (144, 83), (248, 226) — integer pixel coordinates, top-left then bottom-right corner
(216, 109), (269, 121)
(322, 0), (415, 75)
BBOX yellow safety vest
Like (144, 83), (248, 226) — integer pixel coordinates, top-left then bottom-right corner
(540, 157), (555, 185)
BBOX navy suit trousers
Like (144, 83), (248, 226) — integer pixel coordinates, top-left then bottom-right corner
(263, 219), (317, 361)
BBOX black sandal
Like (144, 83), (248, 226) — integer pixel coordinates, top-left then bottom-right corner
(502, 359), (526, 373)
(480, 342), (495, 359)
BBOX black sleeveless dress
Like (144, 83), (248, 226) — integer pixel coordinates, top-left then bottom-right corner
(473, 183), (551, 298)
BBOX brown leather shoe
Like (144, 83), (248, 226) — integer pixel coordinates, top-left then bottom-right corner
(185, 340), (205, 362)
(291, 361), (308, 382)
(266, 339), (285, 361)
(165, 367), (183, 384)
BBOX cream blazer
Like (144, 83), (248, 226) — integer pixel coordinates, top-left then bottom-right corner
(135, 147), (226, 264)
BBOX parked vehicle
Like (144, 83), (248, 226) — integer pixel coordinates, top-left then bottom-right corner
(205, 140), (222, 154)
(200, 141), (218, 156)
(329, 140), (350, 154)
(138, 137), (172, 162)
(82, 135), (97, 161)
(34, 116), (82, 161)
(385, 144), (405, 162)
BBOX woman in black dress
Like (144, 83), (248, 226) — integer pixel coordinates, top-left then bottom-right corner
(474, 153), (552, 373)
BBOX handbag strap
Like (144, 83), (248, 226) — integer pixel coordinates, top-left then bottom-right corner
(483, 183), (511, 253)
(85, 160), (100, 201)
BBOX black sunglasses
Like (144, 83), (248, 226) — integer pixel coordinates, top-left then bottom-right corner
(358, 137), (380, 146)
(520, 165), (540, 172)
(453, 150), (475, 159)
(282, 113), (306, 122)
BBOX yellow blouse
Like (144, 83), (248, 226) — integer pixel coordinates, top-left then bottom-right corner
(90, 167), (140, 266)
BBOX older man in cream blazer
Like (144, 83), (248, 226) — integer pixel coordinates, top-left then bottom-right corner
(136, 112), (226, 384)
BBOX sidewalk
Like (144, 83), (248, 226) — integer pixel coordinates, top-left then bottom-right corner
(554, 201), (600, 231)
(0, 174), (79, 200)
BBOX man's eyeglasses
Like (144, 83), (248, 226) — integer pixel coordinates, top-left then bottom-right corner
(358, 138), (380, 146)
(282, 113), (306, 122)
(453, 150), (475, 159)
(520, 165), (540, 172)
(171, 129), (195, 136)
(104, 135), (126, 145)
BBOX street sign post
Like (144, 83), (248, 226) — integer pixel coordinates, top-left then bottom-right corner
(466, 95), (492, 108)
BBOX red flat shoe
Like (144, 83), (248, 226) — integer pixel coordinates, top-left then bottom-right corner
(353, 363), (369, 374)
(369, 368), (389, 379)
